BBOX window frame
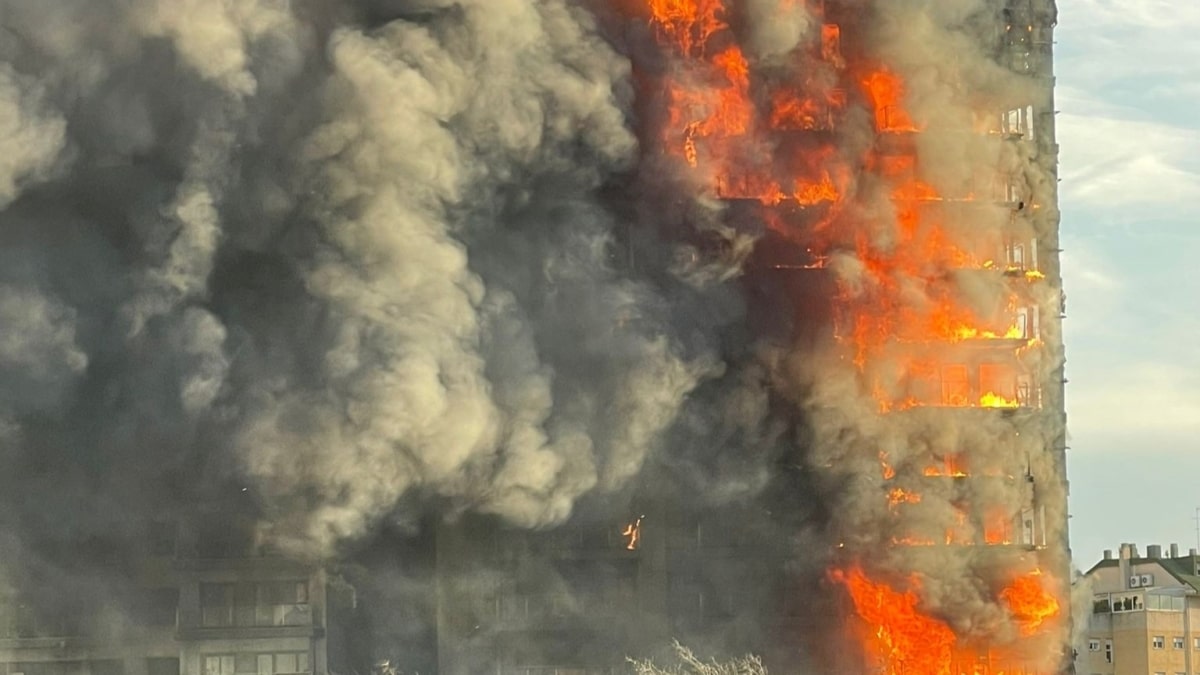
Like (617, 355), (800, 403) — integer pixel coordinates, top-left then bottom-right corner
(199, 582), (310, 628)
(202, 653), (310, 675)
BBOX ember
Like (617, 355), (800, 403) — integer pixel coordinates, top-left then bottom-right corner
(622, 516), (644, 551)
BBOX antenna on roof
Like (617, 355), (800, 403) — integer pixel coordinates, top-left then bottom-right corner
(1193, 506), (1200, 552)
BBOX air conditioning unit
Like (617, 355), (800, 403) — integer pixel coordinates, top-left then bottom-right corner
(1141, 574), (1154, 587)
(1129, 575), (1141, 588)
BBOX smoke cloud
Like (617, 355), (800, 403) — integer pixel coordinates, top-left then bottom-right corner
(0, 0), (729, 566)
(0, 0), (1069, 671)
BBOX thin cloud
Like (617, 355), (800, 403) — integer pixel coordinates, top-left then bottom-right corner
(1059, 0), (1200, 87)
(1068, 362), (1200, 438)
(1057, 110), (1200, 215)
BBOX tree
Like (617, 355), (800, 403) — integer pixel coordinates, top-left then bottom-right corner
(628, 641), (767, 675)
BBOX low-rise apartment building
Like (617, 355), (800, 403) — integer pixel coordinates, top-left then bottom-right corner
(0, 515), (344, 675)
(1081, 543), (1200, 675)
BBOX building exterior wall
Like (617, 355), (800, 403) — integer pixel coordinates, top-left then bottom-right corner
(0, 524), (333, 675)
(1082, 549), (1200, 675)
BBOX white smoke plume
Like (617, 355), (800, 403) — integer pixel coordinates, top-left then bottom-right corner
(0, 63), (66, 207)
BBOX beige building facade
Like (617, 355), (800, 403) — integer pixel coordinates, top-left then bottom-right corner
(1081, 543), (1200, 675)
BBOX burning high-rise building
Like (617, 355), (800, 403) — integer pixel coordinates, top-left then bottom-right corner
(0, 0), (1070, 674)
(435, 0), (1072, 672)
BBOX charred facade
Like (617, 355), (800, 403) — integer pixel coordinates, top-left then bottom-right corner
(434, 0), (1073, 671)
(0, 513), (349, 675)
(0, 1), (1071, 675)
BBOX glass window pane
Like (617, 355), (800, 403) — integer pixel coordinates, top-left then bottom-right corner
(202, 607), (228, 628)
(221, 657), (234, 675)
(274, 655), (296, 674)
(256, 604), (274, 627)
(296, 654), (308, 673)
(235, 585), (255, 626)
(201, 584), (229, 605)
(281, 604), (310, 626)
(256, 656), (272, 675)
(147, 659), (178, 675)
(234, 656), (255, 674)
(204, 658), (221, 675)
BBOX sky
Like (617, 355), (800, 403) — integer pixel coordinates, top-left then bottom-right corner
(1057, 0), (1200, 567)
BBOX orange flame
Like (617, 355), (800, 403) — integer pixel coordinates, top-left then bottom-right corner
(621, 516), (643, 551)
(887, 488), (922, 511)
(647, 0), (728, 55)
(862, 68), (919, 133)
(984, 509), (1014, 546)
(832, 567), (956, 675)
(879, 452), (897, 480)
(923, 454), (968, 478)
(980, 391), (1020, 408)
(821, 24), (844, 66)
(1001, 570), (1061, 635)
(627, 0), (1061, 669)
(638, 0), (1042, 413)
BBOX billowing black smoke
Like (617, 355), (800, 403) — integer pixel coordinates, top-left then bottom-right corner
(0, 0), (1071, 672)
(0, 0), (741, 555)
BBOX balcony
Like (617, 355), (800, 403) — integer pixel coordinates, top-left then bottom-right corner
(487, 589), (636, 631)
(185, 581), (318, 639)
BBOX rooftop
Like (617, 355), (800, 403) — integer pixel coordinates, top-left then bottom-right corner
(1085, 544), (1200, 593)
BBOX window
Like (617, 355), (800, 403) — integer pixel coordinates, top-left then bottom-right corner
(1000, 105), (1035, 139)
(1006, 242), (1026, 270)
(146, 659), (178, 675)
(979, 363), (1017, 404)
(260, 653), (310, 675)
(204, 656), (234, 675)
(200, 582), (310, 628)
(146, 520), (177, 556)
(1174, 636), (1185, 649)
(0, 663), (79, 675)
(91, 661), (123, 675)
(941, 365), (969, 406)
(204, 654), (309, 675)
(1112, 593), (1144, 612)
(200, 585), (233, 627)
(1087, 639), (1100, 651)
(1195, 636), (1200, 649)
(133, 588), (177, 627)
(1105, 639), (1113, 663)
(1153, 635), (1165, 649)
